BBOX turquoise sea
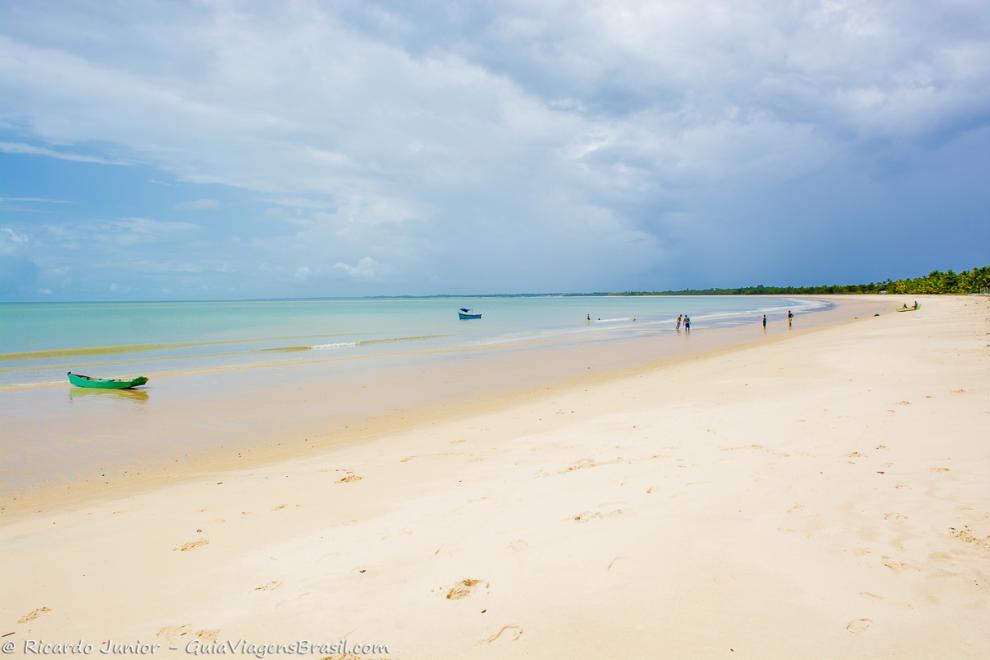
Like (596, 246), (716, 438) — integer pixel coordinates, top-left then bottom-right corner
(0, 295), (827, 387)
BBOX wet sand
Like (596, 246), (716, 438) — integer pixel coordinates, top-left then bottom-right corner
(2, 295), (987, 658)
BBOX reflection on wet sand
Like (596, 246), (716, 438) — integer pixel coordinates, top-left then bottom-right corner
(69, 387), (149, 402)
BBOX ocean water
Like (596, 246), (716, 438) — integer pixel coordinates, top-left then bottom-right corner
(0, 296), (826, 387)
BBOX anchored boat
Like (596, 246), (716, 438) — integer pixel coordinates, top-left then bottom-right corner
(67, 371), (148, 389)
(458, 308), (482, 320)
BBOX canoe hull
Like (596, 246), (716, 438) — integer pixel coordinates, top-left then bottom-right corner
(68, 372), (148, 389)
(458, 312), (482, 319)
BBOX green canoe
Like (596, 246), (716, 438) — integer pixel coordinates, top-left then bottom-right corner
(67, 371), (148, 389)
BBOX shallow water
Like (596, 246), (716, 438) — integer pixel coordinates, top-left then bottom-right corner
(0, 295), (823, 387)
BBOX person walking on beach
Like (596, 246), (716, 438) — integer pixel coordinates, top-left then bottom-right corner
(787, 310), (793, 328)
(676, 314), (682, 331)
(762, 314), (767, 332)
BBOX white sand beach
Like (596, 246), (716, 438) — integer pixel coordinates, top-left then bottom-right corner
(2, 295), (988, 659)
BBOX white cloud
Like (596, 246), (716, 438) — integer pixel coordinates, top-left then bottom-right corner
(104, 218), (199, 246)
(0, 196), (71, 204)
(333, 256), (379, 280)
(37, 217), (200, 250)
(0, 226), (28, 253)
(0, 141), (130, 165)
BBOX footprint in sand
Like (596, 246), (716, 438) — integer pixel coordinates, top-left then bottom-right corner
(931, 467), (951, 473)
(883, 512), (908, 522)
(508, 539), (528, 552)
(174, 538), (209, 552)
(881, 556), (913, 572)
(847, 451), (866, 458)
(254, 580), (281, 592)
(484, 624), (523, 643)
(271, 504), (287, 512)
(446, 579), (483, 600)
(560, 457), (625, 474)
(949, 526), (990, 550)
(156, 625), (191, 643)
(846, 618), (872, 634)
(195, 630), (219, 642)
(17, 607), (51, 624)
(337, 474), (363, 483)
(563, 458), (599, 473)
(573, 509), (623, 523)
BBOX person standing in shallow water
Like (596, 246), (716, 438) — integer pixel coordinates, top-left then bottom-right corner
(762, 314), (767, 331)
(787, 310), (793, 328)
(675, 314), (682, 331)
(684, 315), (691, 332)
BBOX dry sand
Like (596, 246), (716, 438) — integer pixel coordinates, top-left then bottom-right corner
(1, 295), (988, 658)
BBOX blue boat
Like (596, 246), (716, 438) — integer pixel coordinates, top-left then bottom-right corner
(458, 307), (482, 320)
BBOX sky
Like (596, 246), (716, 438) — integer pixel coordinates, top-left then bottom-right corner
(0, 1), (988, 301)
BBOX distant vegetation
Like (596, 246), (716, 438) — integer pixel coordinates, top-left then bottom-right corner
(620, 266), (990, 296)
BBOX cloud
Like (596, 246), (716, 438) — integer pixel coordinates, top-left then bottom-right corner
(0, 196), (71, 204)
(103, 217), (199, 246)
(0, 141), (130, 166)
(175, 198), (220, 211)
(333, 256), (380, 280)
(0, 226), (28, 253)
(36, 217), (199, 250)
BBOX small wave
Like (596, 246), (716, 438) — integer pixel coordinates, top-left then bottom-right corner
(262, 335), (444, 353)
(357, 334), (445, 346)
